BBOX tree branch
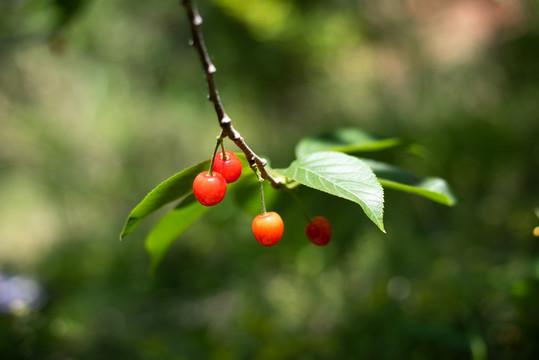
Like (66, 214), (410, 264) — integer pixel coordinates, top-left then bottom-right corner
(181, 0), (281, 187)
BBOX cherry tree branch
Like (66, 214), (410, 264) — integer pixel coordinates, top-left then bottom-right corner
(182, 0), (281, 187)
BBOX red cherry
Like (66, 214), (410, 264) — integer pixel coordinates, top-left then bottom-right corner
(306, 216), (331, 246)
(192, 171), (227, 206)
(212, 151), (242, 183)
(252, 211), (284, 247)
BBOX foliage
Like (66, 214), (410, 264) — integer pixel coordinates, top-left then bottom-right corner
(276, 150), (386, 232)
(121, 127), (457, 268)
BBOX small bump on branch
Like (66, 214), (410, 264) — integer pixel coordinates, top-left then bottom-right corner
(181, 0), (280, 187)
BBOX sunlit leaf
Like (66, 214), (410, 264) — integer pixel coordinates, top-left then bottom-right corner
(145, 195), (209, 271)
(276, 151), (385, 232)
(295, 127), (402, 158)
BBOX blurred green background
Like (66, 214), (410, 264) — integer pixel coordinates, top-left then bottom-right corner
(1, 0), (538, 359)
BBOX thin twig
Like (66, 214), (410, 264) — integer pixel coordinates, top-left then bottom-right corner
(182, 0), (281, 187)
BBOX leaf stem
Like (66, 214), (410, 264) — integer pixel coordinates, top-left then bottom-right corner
(181, 0), (281, 188)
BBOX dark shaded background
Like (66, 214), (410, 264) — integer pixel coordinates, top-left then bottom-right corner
(1, 0), (538, 359)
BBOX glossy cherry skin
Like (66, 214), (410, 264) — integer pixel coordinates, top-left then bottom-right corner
(192, 171), (227, 206)
(306, 216), (331, 246)
(252, 211), (284, 247)
(212, 151), (242, 183)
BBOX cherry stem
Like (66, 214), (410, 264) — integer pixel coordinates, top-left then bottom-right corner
(182, 0), (281, 188)
(257, 171), (267, 215)
(287, 189), (312, 222)
(220, 141), (228, 160)
(208, 136), (222, 176)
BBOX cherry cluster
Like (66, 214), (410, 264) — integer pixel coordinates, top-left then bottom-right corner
(193, 149), (331, 247)
(192, 150), (241, 206)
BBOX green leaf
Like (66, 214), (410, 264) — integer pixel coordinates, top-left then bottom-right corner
(145, 195), (209, 271)
(363, 159), (457, 206)
(277, 151), (385, 232)
(295, 127), (402, 158)
(120, 160), (210, 239)
(379, 178), (457, 206)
